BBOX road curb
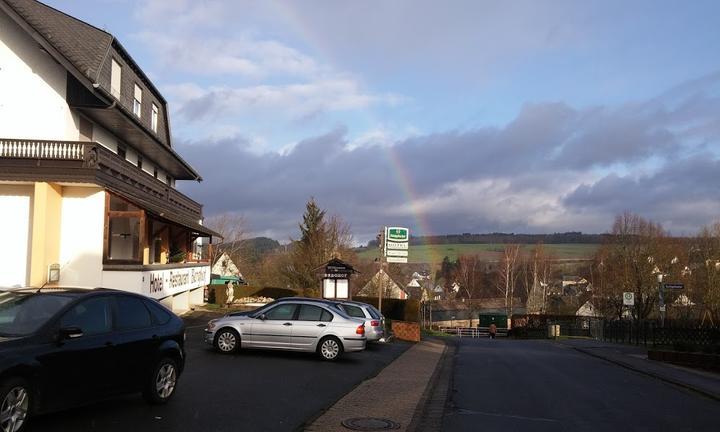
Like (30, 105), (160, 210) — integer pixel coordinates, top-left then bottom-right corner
(407, 337), (457, 432)
(570, 345), (720, 402)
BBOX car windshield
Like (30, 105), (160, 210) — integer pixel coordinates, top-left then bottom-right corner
(0, 291), (74, 336)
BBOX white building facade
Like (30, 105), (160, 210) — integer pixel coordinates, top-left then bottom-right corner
(0, 0), (217, 311)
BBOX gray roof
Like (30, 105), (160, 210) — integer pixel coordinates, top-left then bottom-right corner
(4, 0), (112, 80)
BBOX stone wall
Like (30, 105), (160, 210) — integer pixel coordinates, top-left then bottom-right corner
(392, 320), (421, 342)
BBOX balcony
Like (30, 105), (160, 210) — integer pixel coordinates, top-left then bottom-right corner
(0, 138), (205, 227)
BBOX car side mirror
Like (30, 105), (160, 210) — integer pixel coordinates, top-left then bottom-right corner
(258, 314), (266, 321)
(58, 326), (84, 340)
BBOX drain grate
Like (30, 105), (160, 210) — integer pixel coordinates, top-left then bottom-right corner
(341, 417), (401, 431)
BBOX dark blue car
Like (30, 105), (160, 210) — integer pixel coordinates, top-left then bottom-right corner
(0, 287), (185, 432)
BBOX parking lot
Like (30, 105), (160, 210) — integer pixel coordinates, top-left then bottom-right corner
(27, 314), (411, 432)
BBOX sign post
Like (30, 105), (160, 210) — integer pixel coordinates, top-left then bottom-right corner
(378, 226), (410, 313)
(623, 292), (635, 306)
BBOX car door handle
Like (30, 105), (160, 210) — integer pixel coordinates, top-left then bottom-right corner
(283, 322), (293, 326)
(317, 324), (326, 327)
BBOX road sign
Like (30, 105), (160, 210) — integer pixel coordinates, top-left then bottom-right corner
(623, 292), (635, 306)
(663, 283), (684, 290)
(386, 241), (409, 250)
(386, 250), (408, 257)
(386, 256), (408, 263)
(386, 227), (409, 242)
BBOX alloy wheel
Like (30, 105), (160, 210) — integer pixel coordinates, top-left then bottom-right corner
(0, 386), (28, 432)
(155, 364), (177, 400)
(321, 339), (340, 360)
(217, 331), (237, 352)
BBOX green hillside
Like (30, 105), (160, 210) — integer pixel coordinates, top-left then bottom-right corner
(356, 243), (598, 264)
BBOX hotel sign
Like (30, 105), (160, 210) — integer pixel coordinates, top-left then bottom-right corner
(145, 265), (210, 299)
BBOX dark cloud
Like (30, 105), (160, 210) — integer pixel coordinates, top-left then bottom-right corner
(177, 74), (720, 242)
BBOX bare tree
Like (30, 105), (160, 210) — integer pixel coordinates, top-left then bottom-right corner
(691, 222), (720, 324)
(205, 213), (247, 266)
(526, 243), (552, 314)
(457, 254), (481, 299)
(496, 244), (521, 318)
(600, 212), (671, 320)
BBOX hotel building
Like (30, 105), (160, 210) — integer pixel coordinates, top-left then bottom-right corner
(0, 0), (218, 311)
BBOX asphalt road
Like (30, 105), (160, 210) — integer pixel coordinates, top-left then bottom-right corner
(28, 319), (410, 432)
(443, 338), (720, 432)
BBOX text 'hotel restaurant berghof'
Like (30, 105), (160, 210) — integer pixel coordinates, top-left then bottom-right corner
(0, 0), (221, 311)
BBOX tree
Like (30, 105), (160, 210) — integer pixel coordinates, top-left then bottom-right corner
(284, 198), (354, 296)
(456, 254), (482, 299)
(205, 213), (246, 267)
(496, 244), (520, 318)
(600, 212), (671, 320)
(691, 222), (720, 324)
(525, 243), (552, 314)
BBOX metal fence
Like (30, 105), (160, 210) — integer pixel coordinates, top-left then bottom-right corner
(439, 327), (508, 338)
(603, 320), (720, 347)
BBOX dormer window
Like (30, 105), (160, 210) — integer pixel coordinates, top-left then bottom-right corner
(111, 58), (121, 98)
(151, 103), (159, 132)
(133, 84), (142, 117)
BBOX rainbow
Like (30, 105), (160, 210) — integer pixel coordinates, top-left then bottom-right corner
(267, 3), (445, 267)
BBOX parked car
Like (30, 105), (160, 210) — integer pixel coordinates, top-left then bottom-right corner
(335, 301), (386, 342)
(205, 298), (366, 360)
(0, 287), (185, 432)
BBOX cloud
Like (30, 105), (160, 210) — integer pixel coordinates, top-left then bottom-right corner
(133, 32), (322, 79)
(171, 79), (404, 123)
(175, 73), (720, 241)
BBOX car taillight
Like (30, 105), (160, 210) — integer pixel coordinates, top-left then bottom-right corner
(370, 320), (380, 327)
(356, 324), (365, 335)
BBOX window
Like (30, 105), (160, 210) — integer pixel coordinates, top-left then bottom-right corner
(115, 296), (151, 330)
(323, 279), (349, 299)
(133, 84), (142, 117)
(343, 305), (366, 319)
(137, 155), (143, 170)
(151, 103), (158, 132)
(265, 304), (296, 320)
(297, 304), (324, 321)
(321, 309), (334, 322)
(117, 145), (126, 159)
(111, 59), (121, 98)
(145, 300), (172, 325)
(60, 297), (113, 336)
(105, 193), (144, 263)
(165, 175), (171, 185)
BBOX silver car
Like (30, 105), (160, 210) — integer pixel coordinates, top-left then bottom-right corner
(336, 301), (385, 342)
(204, 299), (366, 361)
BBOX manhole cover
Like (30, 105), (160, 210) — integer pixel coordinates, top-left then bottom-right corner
(341, 417), (401, 431)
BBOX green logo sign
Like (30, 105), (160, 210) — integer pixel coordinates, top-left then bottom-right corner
(387, 227), (409, 242)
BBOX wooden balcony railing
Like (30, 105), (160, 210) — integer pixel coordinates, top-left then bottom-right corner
(0, 138), (203, 221)
(0, 138), (85, 160)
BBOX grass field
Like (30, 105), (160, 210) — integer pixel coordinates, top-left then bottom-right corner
(356, 243), (599, 265)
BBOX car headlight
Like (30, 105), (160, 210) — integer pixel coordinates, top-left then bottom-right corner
(207, 319), (217, 331)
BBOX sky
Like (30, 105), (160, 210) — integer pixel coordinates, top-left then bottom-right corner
(47, 0), (720, 243)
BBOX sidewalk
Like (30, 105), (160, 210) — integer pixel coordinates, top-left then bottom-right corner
(559, 338), (720, 400)
(305, 338), (450, 432)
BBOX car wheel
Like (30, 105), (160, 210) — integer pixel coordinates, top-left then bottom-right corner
(214, 328), (240, 354)
(143, 357), (179, 405)
(0, 377), (31, 432)
(318, 336), (343, 361)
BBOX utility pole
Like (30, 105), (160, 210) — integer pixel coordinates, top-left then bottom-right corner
(377, 227), (385, 314)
